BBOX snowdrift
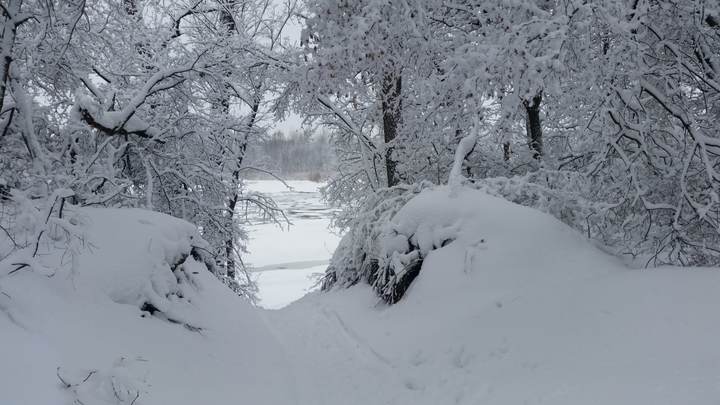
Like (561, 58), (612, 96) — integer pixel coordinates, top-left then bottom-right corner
(376, 185), (617, 302)
(273, 186), (720, 405)
(0, 208), (295, 405)
(2, 187), (719, 405)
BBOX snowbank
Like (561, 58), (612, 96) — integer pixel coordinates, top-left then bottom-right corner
(271, 185), (720, 405)
(377, 186), (617, 302)
(3, 187), (719, 405)
(0, 208), (295, 405)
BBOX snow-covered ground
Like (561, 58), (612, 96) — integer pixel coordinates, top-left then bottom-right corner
(0, 208), (298, 405)
(2, 185), (719, 404)
(244, 180), (341, 309)
(270, 186), (720, 404)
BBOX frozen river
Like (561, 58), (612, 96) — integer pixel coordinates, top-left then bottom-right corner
(244, 180), (341, 309)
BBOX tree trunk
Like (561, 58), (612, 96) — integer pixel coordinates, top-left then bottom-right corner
(523, 93), (543, 160)
(220, 0), (242, 280)
(225, 100), (258, 280)
(381, 72), (402, 187)
(0, 0), (22, 116)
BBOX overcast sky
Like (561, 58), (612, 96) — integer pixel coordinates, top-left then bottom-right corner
(271, 3), (305, 135)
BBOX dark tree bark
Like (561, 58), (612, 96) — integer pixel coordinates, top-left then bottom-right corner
(523, 93), (543, 160)
(224, 99), (258, 280)
(219, 0), (237, 33)
(503, 142), (511, 161)
(381, 71), (402, 187)
(707, 13), (718, 27)
(0, 0), (23, 116)
(123, 0), (138, 15)
(219, 0), (248, 281)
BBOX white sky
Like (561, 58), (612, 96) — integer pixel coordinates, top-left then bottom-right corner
(270, 3), (305, 135)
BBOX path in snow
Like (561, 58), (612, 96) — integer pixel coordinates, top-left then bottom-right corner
(245, 180), (341, 309)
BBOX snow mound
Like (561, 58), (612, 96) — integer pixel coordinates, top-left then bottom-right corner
(71, 208), (211, 329)
(0, 208), (295, 405)
(3, 190), (719, 405)
(269, 185), (720, 405)
(378, 186), (616, 303)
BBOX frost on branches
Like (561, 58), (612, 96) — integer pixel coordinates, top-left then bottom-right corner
(0, 0), (298, 299)
(2, 0), (719, 306)
(306, 1), (720, 302)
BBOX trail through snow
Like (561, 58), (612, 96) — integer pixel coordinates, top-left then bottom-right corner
(244, 180), (419, 403)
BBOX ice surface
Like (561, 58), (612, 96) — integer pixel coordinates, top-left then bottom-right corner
(245, 180), (341, 309)
(253, 265), (326, 310)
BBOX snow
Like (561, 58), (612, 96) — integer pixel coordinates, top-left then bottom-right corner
(246, 218), (338, 269)
(2, 185), (720, 404)
(251, 265), (326, 310)
(0, 207), (296, 405)
(380, 186), (615, 296)
(244, 180), (340, 309)
(74, 94), (161, 139)
(269, 185), (720, 404)
(448, 133), (477, 186)
(245, 179), (323, 194)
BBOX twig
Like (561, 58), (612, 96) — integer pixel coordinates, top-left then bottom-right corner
(7, 263), (29, 275)
(56, 367), (71, 388)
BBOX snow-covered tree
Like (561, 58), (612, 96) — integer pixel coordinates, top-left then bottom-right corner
(0, 0), (297, 298)
(313, 0), (720, 300)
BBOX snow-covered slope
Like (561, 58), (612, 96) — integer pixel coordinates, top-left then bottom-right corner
(0, 208), (295, 405)
(2, 187), (719, 405)
(271, 186), (720, 405)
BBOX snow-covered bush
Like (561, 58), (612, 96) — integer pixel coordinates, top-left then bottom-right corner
(475, 170), (604, 245)
(327, 180), (608, 303)
(322, 182), (431, 294)
(0, 189), (86, 278)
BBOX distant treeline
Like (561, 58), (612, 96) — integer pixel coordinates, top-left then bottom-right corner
(245, 130), (337, 181)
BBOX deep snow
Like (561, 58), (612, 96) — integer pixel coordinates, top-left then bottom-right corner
(2, 185), (719, 404)
(0, 207), (296, 405)
(273, 187), (720, 404)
